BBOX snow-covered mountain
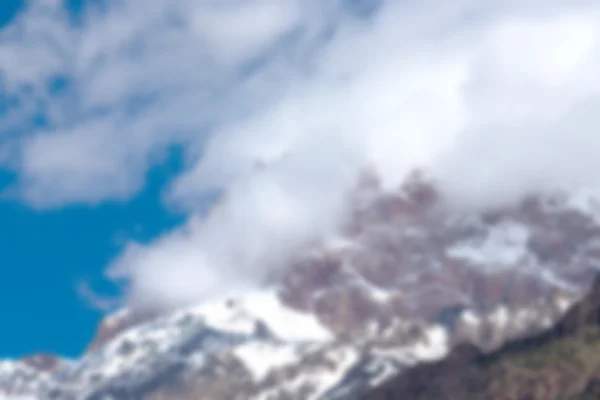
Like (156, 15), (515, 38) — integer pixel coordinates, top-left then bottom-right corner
(3, 172), (600, 400)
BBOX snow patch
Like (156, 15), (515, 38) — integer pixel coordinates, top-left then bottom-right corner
(488, 306), (510, 328)
(460, 310), (481, 326)
(446, 220), (530, 268)
(566, 189), (600, 222)
(556, 295), (575, 313)
(412, 325), (449, 361)
(233, 342), (299, 381)
(242, 291), (333, 342)
(188, 299), (257, 336)
(512, 307), (539, 329)
(185, 290), (332, 342)
(308, 348), (358, 400)
(252, 347), (358, 400)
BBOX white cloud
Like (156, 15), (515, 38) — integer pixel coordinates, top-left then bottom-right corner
(3, 0), (600, 308)
(1, 0), (328, 205)
(187, 0), (302, 65)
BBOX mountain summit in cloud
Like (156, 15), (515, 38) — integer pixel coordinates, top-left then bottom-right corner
(3, 0), (600, 312)
(3, 0), (600, 398)
(2, 174), (600, 399)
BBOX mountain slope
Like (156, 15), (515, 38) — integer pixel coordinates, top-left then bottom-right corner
(363, 274), (600, 400)
(3, 175), (600, 399)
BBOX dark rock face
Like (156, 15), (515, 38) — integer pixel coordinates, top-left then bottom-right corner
(362, 275), (600, 400)
(281, 178), (600, 339)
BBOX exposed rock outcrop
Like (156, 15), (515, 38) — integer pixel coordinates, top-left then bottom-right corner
(364, 275), (600, 400)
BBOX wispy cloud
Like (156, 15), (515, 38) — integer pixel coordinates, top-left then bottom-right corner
(2, 0), (600, 309)
(0, 0), (337, 206)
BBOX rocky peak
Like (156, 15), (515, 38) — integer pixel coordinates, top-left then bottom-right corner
(85, 310), (131, 352)
(554, 273), (600, 336)
(20, 354), (64, 374)
(363, 273), (600, 400)
(4, 174), (600, 399)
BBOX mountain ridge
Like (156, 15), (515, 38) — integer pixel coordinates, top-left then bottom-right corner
(3, 176), (600, 399)
(363, 273), (600, 400)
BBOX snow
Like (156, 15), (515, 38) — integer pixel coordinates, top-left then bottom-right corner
(306, 348), (359, 400)
(512, 307), (539, 329)
(556, 295), (575, 313)
(187, 300), (257, 336)
(369, 348), (417, 366)
(353, 274), (394, 303)
(566, 188), (600, 222)
(361, 326), (449, 390)
(381, 318), (412, 339)
(103, 309), (129, 329)
(0, 288), (334, 399)
(369, 326), (449, 373)
(0, 363), (17, 375)
(446, 220), (530, 268)
(233, 342), (299, 381)
(98, 323), (171, 379)
(488, 306), (510, 328)
(412, 325), (449, 361)
(241, 290), (333, 342)
(251, 346), (359, 400)
(460, 310), (481, 326)
(539, 269), (575, 290)
(182, 289), (333, 342)
(368, 360), (401, 387)
(0, 361), (51, 394)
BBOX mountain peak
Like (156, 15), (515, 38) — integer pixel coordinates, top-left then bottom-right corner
(3, 176), (600, 399)
(364, 271), (600, 400)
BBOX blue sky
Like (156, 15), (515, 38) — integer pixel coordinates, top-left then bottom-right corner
(0, 1), (185, 359)
(0, 145), (184, 358)
(0, 0), (382, 358)
(2, 0), (600, 361)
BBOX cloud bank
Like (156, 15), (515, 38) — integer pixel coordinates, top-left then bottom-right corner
(2, 0), (600, 309)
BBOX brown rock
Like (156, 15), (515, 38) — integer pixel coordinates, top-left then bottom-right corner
(362, 274), (600, 400)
